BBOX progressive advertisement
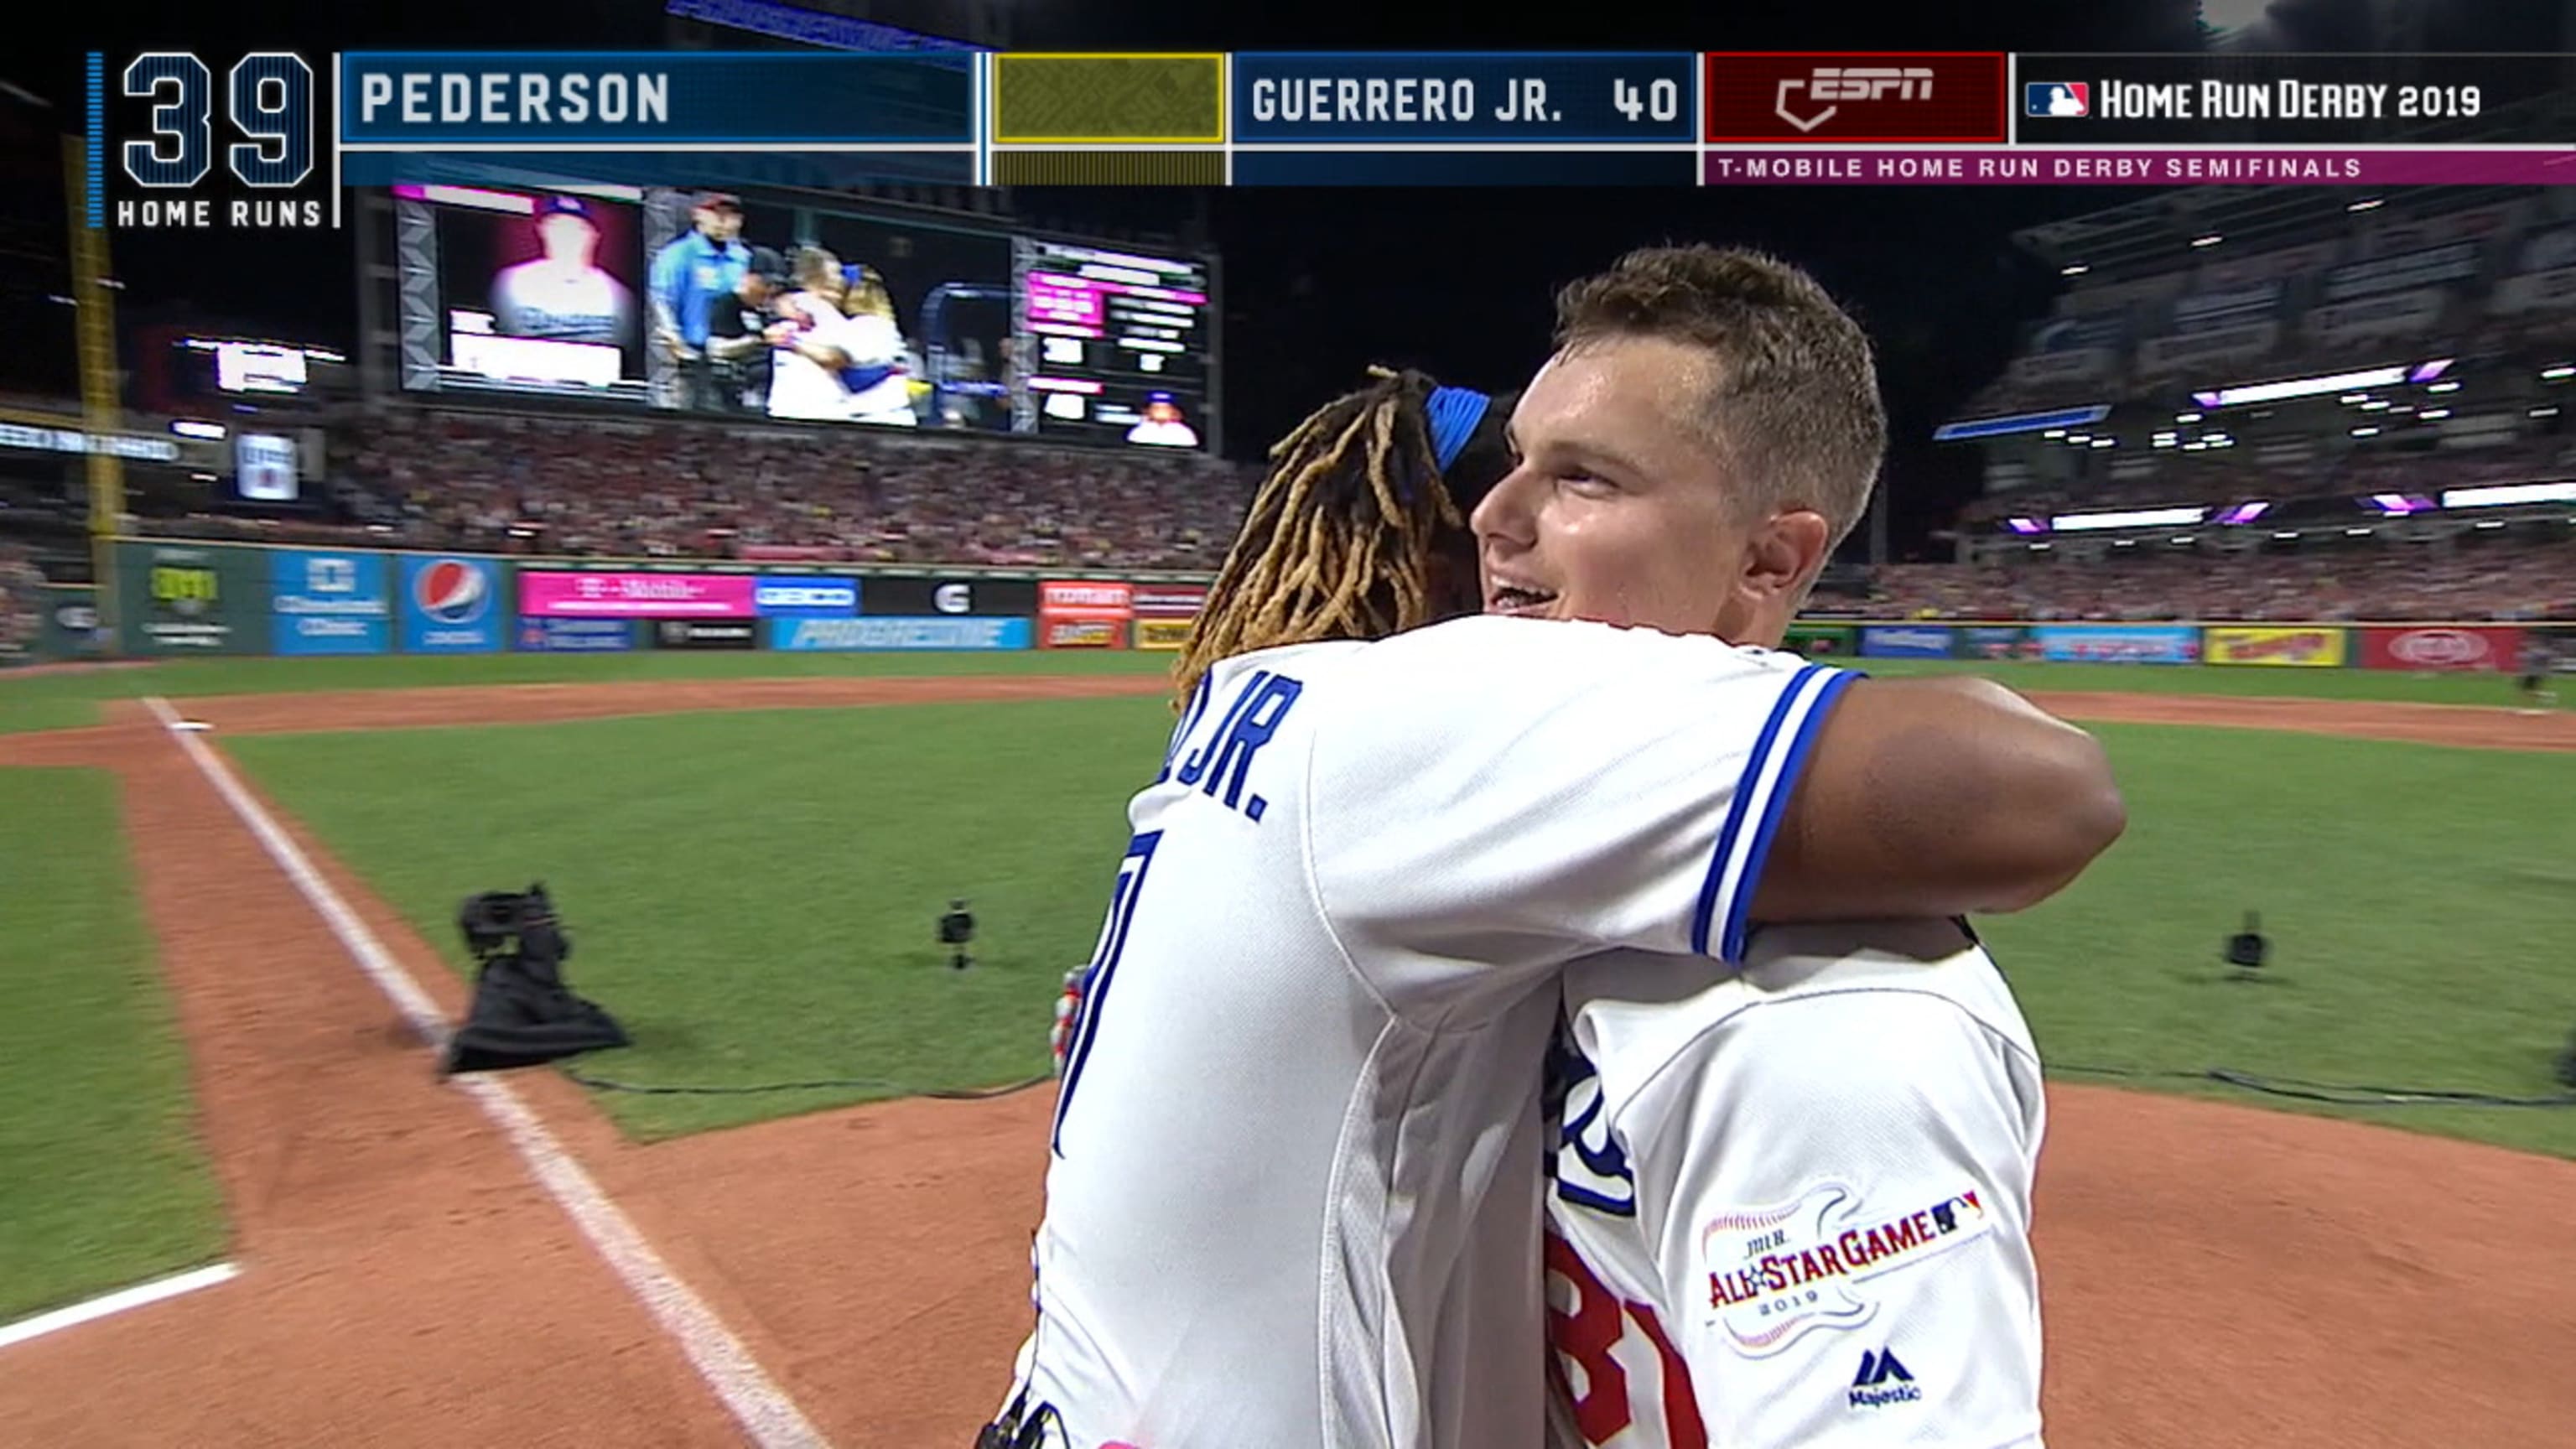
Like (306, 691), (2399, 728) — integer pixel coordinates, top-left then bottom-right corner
(2033, 624), (2200, 665)
(769, 616), (1031, 652)
(2357, 625), (2526, 672)
(2204, 626), (2348, 667)
(399, 555), (503, 653)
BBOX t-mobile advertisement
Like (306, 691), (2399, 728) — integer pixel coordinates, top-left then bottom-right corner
(519, 572), (758, 617)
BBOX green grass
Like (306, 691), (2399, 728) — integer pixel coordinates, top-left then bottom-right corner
(1982, 724), (2576, 1156)
(225, 698), (1177, 1139)
(0, 769), (228, 1322)
(8, 647), (2563, 739)
(229, 697), (2576, 1156)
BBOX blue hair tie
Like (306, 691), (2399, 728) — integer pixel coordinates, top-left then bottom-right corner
(1426, 386), (1491, 472)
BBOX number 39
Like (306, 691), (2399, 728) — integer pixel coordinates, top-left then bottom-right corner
(1613, 77), (1681, 124)
(122, 53), (314, 191)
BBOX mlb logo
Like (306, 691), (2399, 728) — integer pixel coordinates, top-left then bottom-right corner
(2026, 81), (2089, 117)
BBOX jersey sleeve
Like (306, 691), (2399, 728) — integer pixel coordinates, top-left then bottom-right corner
(1306, 616), (1853, 976)
(1625, 989), (2044, 1449)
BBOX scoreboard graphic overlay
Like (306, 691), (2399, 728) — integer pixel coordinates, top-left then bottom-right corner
(86, 48), (2576, 216)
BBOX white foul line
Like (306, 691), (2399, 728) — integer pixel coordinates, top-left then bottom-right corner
(141, 698), (832, 1449)
(0, 1263), (241, 1353)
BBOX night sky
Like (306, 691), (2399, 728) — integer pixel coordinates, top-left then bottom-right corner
(8, 0), (2566, 555)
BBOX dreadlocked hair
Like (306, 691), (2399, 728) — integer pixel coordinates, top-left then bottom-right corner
(1172, 368), (1469, 712)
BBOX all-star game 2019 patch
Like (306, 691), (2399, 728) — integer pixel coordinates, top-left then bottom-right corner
(1701, 1182), (1992, 1357)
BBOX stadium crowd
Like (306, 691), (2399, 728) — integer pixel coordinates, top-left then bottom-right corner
(1860, 538), (2572, 622)
(314, 411), (1264, 569)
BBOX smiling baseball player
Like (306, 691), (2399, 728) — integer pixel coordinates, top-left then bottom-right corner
(989, 350), (2118, 1449)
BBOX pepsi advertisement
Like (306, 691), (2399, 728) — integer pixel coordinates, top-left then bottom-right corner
(271, 549), (391, 656)
(399, 556), (503, 653)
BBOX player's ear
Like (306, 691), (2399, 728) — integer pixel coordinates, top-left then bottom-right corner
(1744, 508), (1830, 601)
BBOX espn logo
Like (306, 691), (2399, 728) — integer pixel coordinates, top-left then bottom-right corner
(1703, 52), (2007, 142)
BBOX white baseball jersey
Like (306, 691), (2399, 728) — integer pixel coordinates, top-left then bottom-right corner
(491, 260), (632, 345)
(1543, 921), (2046, 1449)
(1002, 615), (1855, 1449)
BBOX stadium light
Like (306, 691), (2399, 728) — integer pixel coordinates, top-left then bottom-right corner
(2091, 438), (2115, 449)
(2348, 197), (2385, 212)
(2352, 426), (2380, 436)
(2475, 519), (2507, 528)
(2422, 408), (2453, 419)
(2360, 400), (2391, 411)
(2171, 535), (2197, 543)
(2426, 380), (2461, 393)
(2060, 263), (2089, 277)
(169, 419), (226, 440)
(2191, 234), (2223, 247)
(2542, 365), (2574, 381)
(2053, 506), (2207, 532)
(2184, 441), (2208, 451)
(2443, 480), (2576, 509)
(2346, 527), (2374, 536)
(2340, 392), (2369, 404)
(2205, 366), (2408, 408)
(2175, 411), (2203, 423)
(2043, 428), (2067, 439)
(2272, 530), (2300, 539)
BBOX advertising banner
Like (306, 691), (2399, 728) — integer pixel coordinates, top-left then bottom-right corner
(1129, 583), (1211, 619)
(1040, 580), (1135, 615)
(2322, 241), (2479, 302)
(2358, 625), (2525, 672)
(2004, 349), (2109, 387)
(119, 541), (272, 655)
(860, 577), (1038, 617)
(2302, 288), (2444, 346)
(1784, 621), (1856, 657)
(2135, 321), (2278, 375)
(1859, 624), (1957, 659)
(2199, 240), (2338, 289)
(2204, 626), (2348, 667)
(1134, 617), (1195, 651)
(519, 571), (758, 618)
(41, 586), (103, 662)
(2033, 624), (2200, 665)
(652, 618), (761, 650)
(768, 616), (1031, 652)
(1961, 624), (2038, 660)
(1043, 615), (1127, 650)
(2171, 281), (2283, 332)
(751, 575), (862, 618)
(269, 549), (392, 657)
(514, 616), (636, 652)
(399, 555), (502, 653)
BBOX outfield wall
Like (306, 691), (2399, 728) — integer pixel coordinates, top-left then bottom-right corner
(20, 538), (2565, 669)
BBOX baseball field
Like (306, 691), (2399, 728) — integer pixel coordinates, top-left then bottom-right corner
(1, 648), (2571, 1446)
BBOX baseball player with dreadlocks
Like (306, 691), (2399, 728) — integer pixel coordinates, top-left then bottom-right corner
(989, 278), (2119, 1447)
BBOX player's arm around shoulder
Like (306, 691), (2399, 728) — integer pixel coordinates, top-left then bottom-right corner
(1607, 969), (2045, 1449)
(1758, 673), (2126, 923)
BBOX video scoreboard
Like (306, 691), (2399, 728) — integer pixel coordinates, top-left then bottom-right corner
(86, 48), (2576, 234)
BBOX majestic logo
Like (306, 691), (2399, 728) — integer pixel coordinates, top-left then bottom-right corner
(2391, 628), (2487, 667)
(1702, 1182), (1992, 1357)
(2025, 81), (2090, 117)
(414, 558), (491, 625)
(933, 582), (971, 614)
(1851, 1348), (1922, 1410)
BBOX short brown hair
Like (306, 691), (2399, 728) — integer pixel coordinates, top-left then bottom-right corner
(1553, 245), (1885, 548)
